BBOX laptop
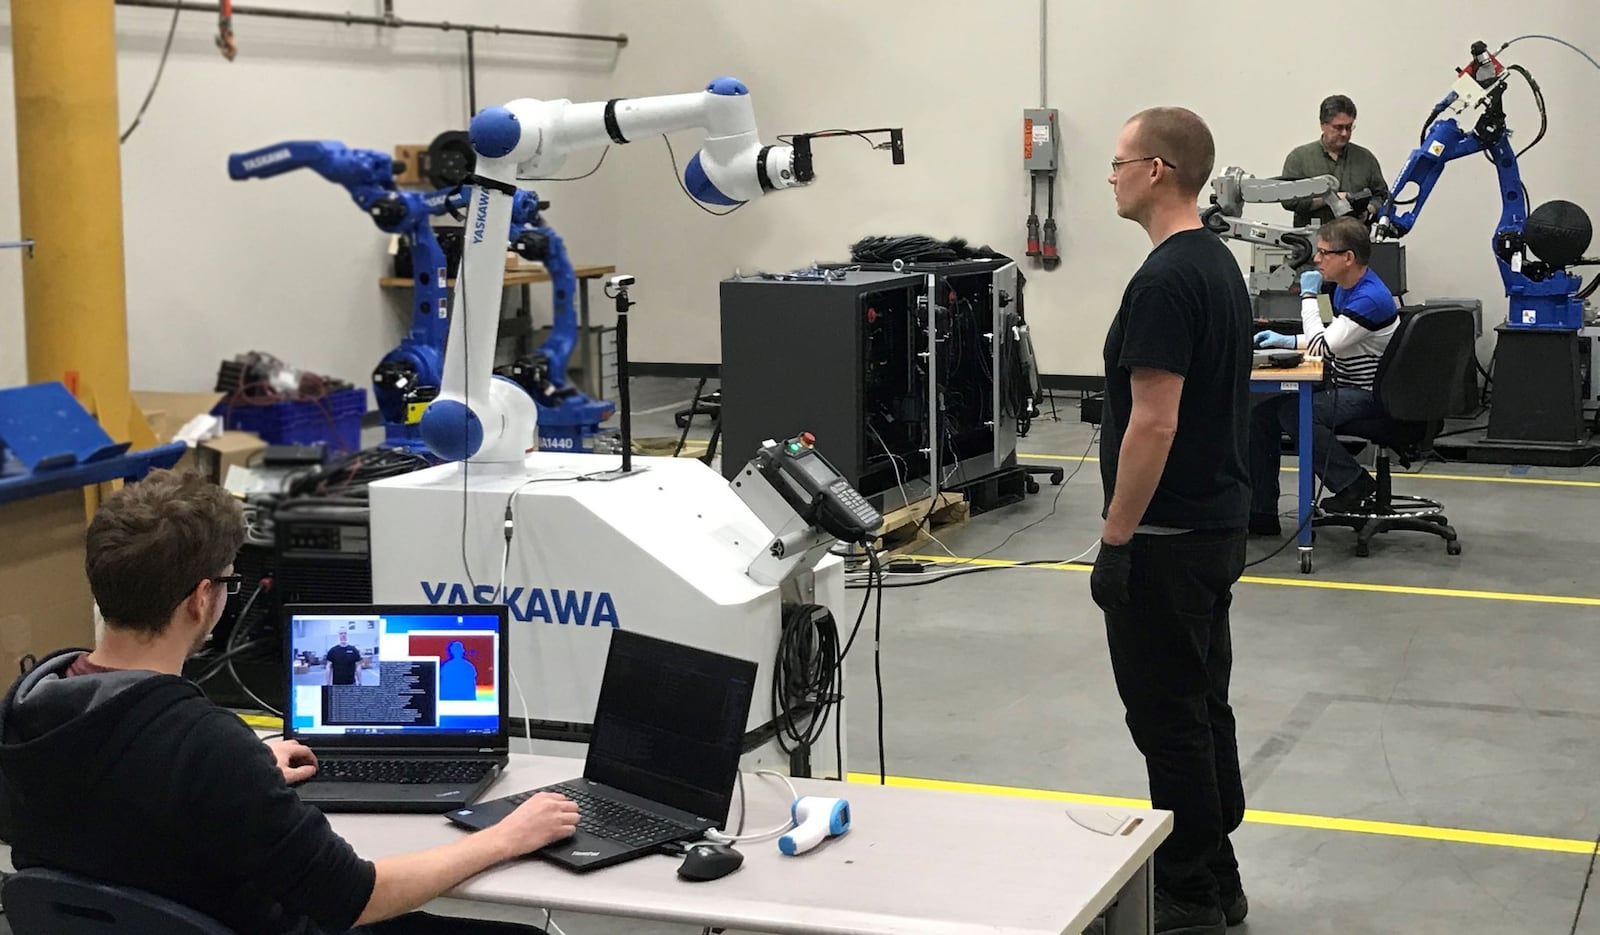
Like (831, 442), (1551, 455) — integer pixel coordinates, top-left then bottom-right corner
(1253, 349), (1304, 370)
(282, 603), (510, 813)
(445, 630), (757, 872)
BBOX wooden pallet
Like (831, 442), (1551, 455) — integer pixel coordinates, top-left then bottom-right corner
(867, 492), (968, 557)
(632, 436), (709, 459)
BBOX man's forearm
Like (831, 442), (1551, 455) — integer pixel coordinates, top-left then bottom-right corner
(1103, 420), (1177, 542)
(356, 829), (514, 925)
(1298, 295), (1325, 350)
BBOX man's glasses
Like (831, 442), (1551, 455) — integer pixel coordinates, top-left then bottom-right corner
(1110, 155), (1177, 173)
(1314, 247), (1352, 258)
(1324, 122), (1355, 134)
(209, 574), (244, 595)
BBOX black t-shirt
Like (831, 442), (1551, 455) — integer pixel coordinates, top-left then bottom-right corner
(1100, 228), (1251, 529)
(327, 644), (362, 685)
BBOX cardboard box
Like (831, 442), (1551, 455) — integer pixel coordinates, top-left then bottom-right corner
(393, 143), (427, 187)
(201, 431), (269, 485)
(134, 391), (225, 447)
(132, 391), (267, 483)
(0, 489), (96, 669)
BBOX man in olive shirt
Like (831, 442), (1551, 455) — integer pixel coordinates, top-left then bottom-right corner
(1280, 95), (1387, 227)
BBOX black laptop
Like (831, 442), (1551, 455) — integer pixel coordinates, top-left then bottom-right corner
(446, 629), (757, 871)
(282, 603), (510, 813)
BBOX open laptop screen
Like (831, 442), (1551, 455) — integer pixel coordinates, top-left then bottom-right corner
(585, 631), (757, 824)
(285, 604), (506, 741)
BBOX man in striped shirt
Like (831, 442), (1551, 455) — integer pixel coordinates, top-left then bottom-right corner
(1248, 217), (1398, 533)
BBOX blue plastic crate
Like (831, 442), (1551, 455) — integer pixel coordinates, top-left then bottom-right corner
(212, 388), (366, 451)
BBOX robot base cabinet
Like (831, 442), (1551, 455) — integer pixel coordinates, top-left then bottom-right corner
(1485, 326), (1586, 448)
(719, 272), (928, 510)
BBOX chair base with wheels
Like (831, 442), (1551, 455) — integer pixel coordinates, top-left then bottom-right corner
(1020, 463), (1064, 494)
(1314, 422), (1461, 558)
(1, 867), (236, 935)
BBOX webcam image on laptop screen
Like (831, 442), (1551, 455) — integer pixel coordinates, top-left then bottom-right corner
(288, 610), (502, 736)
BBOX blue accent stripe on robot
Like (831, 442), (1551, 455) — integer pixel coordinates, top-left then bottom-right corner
(469, 106), (521, 159)
(705, 76), (748, 95)
(683, 152), (740, 206)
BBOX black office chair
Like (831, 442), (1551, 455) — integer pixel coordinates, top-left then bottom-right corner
(1314, 304), (1475, 557)
(1, 868), (236, 935)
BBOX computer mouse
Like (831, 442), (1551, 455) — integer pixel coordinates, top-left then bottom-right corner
(677, 842), (743, 881)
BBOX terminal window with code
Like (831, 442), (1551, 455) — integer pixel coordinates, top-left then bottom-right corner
(288, 611), (501, 736)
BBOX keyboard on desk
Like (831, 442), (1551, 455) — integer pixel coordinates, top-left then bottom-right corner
(314, 759), (495, 785)
(501, 782), (697, 847)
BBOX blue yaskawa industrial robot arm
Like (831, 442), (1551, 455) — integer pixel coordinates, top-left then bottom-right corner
(229, 140), (456, 451)
(1375, 42), (1591, 331)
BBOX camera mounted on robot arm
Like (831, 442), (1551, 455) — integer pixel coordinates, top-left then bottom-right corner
(785, 127), (906, 184)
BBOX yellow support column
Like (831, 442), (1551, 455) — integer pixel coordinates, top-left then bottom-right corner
(12, 0), (153, 448)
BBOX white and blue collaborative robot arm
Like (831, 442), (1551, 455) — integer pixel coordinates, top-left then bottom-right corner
(419, 78), (812, 466)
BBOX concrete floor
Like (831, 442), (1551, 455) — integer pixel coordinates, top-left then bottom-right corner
(6, 377), (1599, 935)
(538, 378), (1600, 935)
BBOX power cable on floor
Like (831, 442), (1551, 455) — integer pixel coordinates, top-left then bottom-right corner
(1569, 827), (1600, 934)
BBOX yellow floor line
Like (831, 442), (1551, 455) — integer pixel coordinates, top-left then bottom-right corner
(846, 772), (1596, 855)
(900, 554), (1600, 608)
(1022, 452), (1600, 488)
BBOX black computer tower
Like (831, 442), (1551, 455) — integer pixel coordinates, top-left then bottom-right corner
(719, 271), (927, 508)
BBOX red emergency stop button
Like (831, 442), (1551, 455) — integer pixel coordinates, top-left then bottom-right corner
(800, 432), (815, 448)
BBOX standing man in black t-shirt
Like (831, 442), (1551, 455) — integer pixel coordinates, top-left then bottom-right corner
(325, 632), (363, 686)
(1096, 106), (1251, 935)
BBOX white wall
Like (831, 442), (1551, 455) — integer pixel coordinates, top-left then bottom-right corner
(607, 0), (1600, 377)
(0, 0), (621, 391)
(4, 1), (1597, 387)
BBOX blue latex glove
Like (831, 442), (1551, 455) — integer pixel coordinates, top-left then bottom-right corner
(1298, 269), (1323, 296)
(1254, 331), (1296, 350)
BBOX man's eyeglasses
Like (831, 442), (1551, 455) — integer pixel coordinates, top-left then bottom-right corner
(209, 574), (244, 595)
(1314, 247), (1352, 258)
(1110, 155), (1177, 173)
(1324, 122), (1355, 134)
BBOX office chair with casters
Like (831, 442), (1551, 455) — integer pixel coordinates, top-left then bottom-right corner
(1, 867), (236, 935)
(1314, 304), (1476, 557)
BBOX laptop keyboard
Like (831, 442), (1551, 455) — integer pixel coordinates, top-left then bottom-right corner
(314, 759), (494, 785)
(502, 783), (696, 847)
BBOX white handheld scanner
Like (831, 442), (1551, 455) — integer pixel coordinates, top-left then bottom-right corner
(778, 796), (851, 856)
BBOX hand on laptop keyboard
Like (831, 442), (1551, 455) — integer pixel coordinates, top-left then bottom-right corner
(484, 791), (580, 857)
(266, 739), (319, 785)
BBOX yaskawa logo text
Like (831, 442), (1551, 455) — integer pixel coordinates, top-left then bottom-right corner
(420, 581), (620, 628)
(240, 148), (292, 172)
(471, 193), (490, 244)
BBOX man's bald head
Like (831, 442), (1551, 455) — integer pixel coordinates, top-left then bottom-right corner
(1125, 107), (1215, 196)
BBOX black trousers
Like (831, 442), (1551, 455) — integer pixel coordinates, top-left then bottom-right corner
(1102, 528), (1248, 905)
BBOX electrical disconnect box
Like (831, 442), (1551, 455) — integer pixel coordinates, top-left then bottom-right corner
(1023, 108), (1059, 171)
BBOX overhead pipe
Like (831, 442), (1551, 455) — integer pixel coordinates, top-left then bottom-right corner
(114, 0), (629, 47)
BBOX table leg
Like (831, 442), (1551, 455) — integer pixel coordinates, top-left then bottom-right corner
(578, 279), (593, 397)
(1102, 857), (1152, 935)
(1297, 382), (1314, 574)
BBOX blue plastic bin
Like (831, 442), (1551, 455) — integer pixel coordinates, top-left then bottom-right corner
(212, 388), (366, 451)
